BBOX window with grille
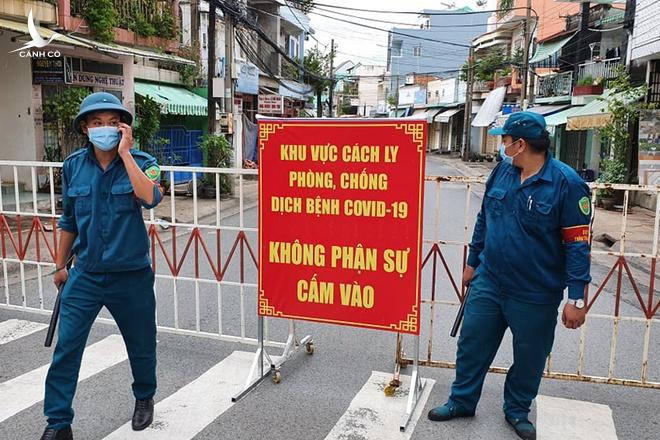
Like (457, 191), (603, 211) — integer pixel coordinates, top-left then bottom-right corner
(413, 45), (422, 57)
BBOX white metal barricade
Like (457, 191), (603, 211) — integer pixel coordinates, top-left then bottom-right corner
(0, 160), (313, 397)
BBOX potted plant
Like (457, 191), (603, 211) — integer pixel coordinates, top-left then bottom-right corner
(198, 134), (233, 198)
(573, 76), (605, 96)
(596, 159), (626, 209)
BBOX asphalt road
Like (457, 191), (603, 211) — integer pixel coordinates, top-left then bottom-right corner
(1, 157), (659, 440)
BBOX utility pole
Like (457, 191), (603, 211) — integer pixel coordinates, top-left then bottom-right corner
(328, 39), (335, 117)
(207, 3), (216, 133)
(520, 0), (532, 109)
(576, 2), (591, 83)
(462, 45), (474, 162)
(223, 1), (235, 164)
(191, 0), (199, 47)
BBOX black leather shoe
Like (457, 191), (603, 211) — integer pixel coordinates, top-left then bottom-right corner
(132, 398), (154, 431)
(40, 426), (73, 440)
(505, 415), (537, 440)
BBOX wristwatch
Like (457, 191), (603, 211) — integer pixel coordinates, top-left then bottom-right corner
(567, 298), (585, 309)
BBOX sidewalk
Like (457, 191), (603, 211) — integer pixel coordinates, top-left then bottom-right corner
(428, 154), (497, 178)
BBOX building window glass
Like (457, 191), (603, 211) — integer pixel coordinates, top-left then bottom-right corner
(391, 40), (403, 57)
(413, 45), (422, 57)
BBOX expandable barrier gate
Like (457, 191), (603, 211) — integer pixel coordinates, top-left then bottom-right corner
(392, 175), (660, 393)
(1, 161), (659, 411)
(0, 160), (311, 399)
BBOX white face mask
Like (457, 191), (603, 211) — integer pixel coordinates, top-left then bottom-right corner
(499, 140), (522, 165)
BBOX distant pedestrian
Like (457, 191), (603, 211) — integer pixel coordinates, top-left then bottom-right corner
(41, 92), (163, 440)
(428, 112), (592, 440)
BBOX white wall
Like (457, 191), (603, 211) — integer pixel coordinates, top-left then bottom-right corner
(631, 0), (660, 61)
(0, 34), (36, 163)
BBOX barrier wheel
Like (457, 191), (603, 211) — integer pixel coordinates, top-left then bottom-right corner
(273, 370), (282, 384)
(305, 342), (315, 355)
(384, 385), (396, 397)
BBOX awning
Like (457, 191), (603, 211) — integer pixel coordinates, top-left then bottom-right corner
(0, 18), (93, 50)
(566, 98), (611, 131)
(68, 35), (195, 65)
(394, 107), (412, 117)
(436, 108), (461, 123)
(565, 90), (643, 131)
(544, 106), (585, 127)
(135, 81), (207, 116)
(279, 78), (313, 100)
(411, 108), (444, 123)
(472, 86), (506, 127)
(529, 34), (575, 65)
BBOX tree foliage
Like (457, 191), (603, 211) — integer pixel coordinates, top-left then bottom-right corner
(83, 0), (119, 44)
(599, 66), (647, 185)
(43, 87), (90, 157)
(134, 94), (162, 152)
(302, 45), (332, 94)
(460, 49), (512, 82)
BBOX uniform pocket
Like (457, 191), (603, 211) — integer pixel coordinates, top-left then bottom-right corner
(67, 185), (91, 214)
(485, 187), (507, 217)
(111, 183), (137, 213)
(521, 199), (554, 230)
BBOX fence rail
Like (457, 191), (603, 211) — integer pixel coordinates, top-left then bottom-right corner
(393, 175), (660, 390)
(2, 161), (659, 390)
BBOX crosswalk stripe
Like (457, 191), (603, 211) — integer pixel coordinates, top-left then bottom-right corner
(103, 350), (255, 439)
(536, 395), (618, 440)
(324, 371), (435, 440)
(0, 319), (48, 345)
(0, 334), (128, 423)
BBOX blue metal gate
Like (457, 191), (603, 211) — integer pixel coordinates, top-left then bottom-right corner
(151, 126), (204, 184)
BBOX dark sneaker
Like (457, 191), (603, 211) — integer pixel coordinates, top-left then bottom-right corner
(40, 426), (73, 440)
(132, 398), (154, 431)
(505, 415), (537, 440)
(427, 403), (475, 421)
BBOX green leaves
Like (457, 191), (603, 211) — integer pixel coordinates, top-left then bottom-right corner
(303, 45), (333, 94)
(134, 94), (162, 152)
(83, 0), (119, 44)
(599, 65), (648, 183)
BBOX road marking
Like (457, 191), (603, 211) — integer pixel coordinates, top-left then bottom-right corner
(536, 395), (618, 440)
(103, 350), (254, 439)
(324, 371), (435, 440)
(0, 319), (48, 345)
(0, 334), (128, 423)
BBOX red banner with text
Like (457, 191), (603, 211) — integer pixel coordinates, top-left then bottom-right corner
(258, 119), (426, 334)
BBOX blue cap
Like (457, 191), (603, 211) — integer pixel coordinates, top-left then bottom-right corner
(488, 111), (547, 140)
(73, 92), (133, 133)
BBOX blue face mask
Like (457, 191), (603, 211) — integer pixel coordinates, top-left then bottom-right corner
(499, 140), (521, 166)
(88, 126), (120, 151)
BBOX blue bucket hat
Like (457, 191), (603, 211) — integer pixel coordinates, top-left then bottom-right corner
(72, 92), (133, 134)
(488, 111), (547, 140)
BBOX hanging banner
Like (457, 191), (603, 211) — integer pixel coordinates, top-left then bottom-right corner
(258, 119), (426, 334)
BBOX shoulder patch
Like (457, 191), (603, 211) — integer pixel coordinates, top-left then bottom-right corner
(145, 165), (161, 182)
(579, 196), (591, 215)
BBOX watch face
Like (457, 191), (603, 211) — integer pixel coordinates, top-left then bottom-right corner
(575, 299), (585, 309)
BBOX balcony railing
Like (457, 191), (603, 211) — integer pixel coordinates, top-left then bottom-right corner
(577, 57), (623, 82)
(536, 72), (573, 99)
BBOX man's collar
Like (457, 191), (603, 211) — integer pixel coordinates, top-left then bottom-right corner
(536, 151), (554, 182)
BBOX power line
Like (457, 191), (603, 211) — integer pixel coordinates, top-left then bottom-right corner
(309, 9), (473, 48)
(312, 5), (508, 29)
(308, 3), (532, 16)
